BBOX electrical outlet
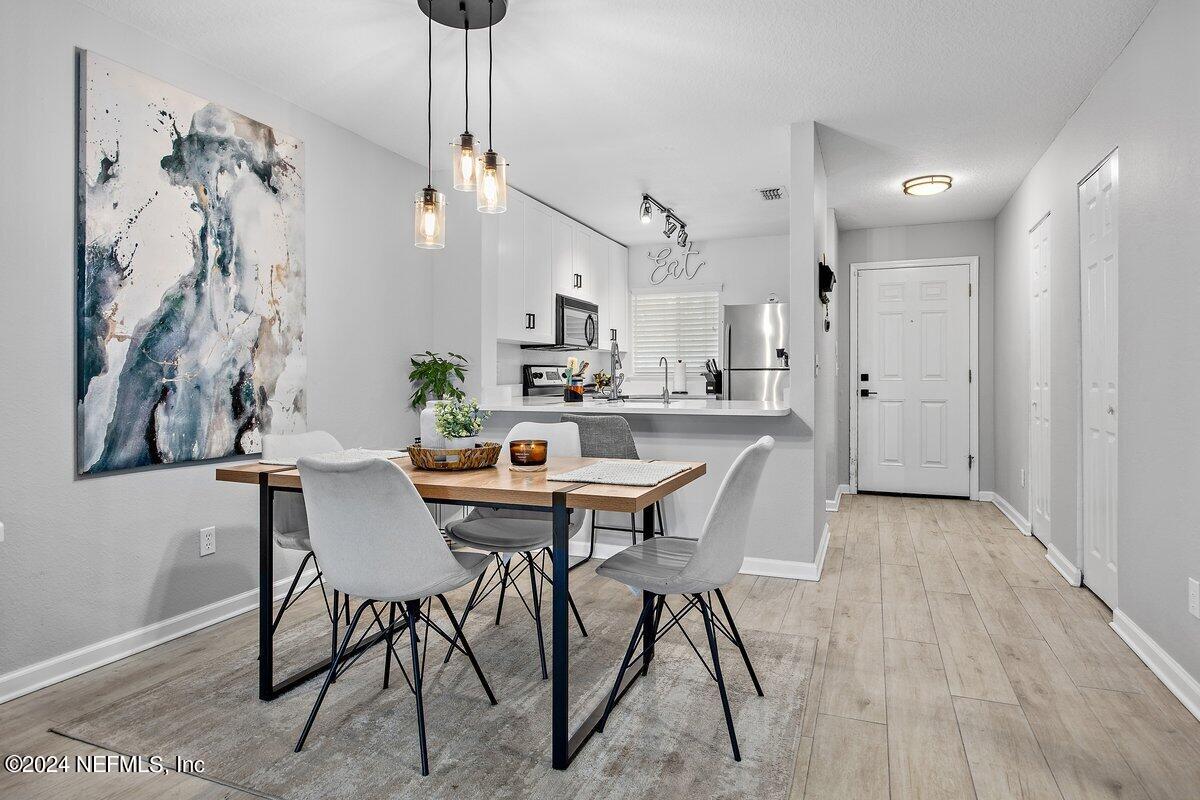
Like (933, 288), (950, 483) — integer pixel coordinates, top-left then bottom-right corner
(1019, 468), (1026, 488)
(200, 526), (216, 557)
(1188, 578), (1199, 619)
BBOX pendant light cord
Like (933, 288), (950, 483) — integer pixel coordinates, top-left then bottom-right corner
(487, 0), (494, 148)
(427, 0), (433, 186)
(464, 24), (469, 130)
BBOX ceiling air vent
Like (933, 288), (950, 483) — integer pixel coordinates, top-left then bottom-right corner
(758, 187), (787, 201)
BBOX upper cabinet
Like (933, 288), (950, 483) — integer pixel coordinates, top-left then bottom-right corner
(490, 187), (628, 347)
(607, 239), (629, 347)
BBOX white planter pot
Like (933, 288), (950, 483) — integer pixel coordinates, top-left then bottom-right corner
(444, 436), (478, 451)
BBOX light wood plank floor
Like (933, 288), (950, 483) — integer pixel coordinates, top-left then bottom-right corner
(2, 494), (1198, 799)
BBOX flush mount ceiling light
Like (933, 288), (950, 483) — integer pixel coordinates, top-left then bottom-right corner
(414, 0), (445, 249)
(902, 174), (953, 196)
(639, 193), (690, 246)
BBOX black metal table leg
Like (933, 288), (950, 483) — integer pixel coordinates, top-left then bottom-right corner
(641, 502), (658, 676)
(258, 474), (274, 701)
(551, 489), (571, 769)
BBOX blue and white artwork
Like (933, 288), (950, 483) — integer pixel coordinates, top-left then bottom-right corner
(77, 52), (306, 474)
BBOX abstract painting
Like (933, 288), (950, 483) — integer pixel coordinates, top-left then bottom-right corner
(77, 51), (306, 474)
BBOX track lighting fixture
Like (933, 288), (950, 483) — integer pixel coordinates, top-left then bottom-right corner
(638, 193), (691, 247)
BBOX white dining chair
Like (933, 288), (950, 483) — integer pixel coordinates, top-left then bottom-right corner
(594, 435), (775, 761)
(261, 430), (343, 634)
(442, 421), (590, 678)
(293, 452), (496, 776)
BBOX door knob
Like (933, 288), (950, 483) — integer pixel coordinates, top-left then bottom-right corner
(1107, 406), (1115, 415)
(860, 389), (877, 398)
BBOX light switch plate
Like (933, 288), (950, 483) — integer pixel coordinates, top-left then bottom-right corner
(200, 526), (216, 557)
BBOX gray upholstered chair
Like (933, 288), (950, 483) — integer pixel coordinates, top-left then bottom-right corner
(443, 421), (589, 678)
(561, 413), (667, 569)
(595, 435), (775, 761)
(261, 430), (343, 633)
(293, 452), (496, 776)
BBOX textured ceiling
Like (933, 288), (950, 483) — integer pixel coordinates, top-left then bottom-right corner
(79, 0), (1154, 239)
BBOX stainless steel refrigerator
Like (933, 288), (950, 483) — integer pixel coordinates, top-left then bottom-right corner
(721, 303), (790, 401)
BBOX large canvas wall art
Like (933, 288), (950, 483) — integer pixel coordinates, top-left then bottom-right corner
(76, 51), (306, 475)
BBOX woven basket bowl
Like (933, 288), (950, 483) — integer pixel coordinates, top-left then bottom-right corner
(407, 442), (501, 470)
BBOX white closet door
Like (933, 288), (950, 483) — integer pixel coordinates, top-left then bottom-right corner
(1029, 215), (1052, 542)
(1080, 152), (1119, 607)
(857, 264), (971, 496)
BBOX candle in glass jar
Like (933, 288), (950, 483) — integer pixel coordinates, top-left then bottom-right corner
(509, 439), (548, 466)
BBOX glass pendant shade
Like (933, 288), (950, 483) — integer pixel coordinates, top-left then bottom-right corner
(476, 149), (508, 213)
(451, 133), (481, 191)
(414, 186), (446, 249)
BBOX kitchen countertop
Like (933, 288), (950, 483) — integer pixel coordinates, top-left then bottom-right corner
(481, 396), (792, 417)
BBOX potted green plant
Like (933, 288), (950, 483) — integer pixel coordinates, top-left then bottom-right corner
(434, 397), (490, 451)
(409, 352), (469, 449)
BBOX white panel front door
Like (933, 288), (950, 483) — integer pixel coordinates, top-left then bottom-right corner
(857, 265), (971, 496)
(1080, 152), (1119, 607)
(1029, 216), (1052, 543)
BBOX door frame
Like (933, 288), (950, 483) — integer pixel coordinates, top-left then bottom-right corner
(849, 256), (980, 500)
(1028, 211), (1051, 543)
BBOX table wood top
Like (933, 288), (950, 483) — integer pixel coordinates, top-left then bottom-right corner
(216, 455), (706, 513)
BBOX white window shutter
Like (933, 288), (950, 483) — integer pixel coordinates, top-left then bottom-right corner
(630, 291), (720, 375)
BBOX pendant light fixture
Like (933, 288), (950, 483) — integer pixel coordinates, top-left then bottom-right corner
(450, 3), (480, 191)
(476, 0), (507, 213)
(414, 1), (446, 249)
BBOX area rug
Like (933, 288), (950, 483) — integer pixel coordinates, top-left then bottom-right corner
(53, 599), (814, 800)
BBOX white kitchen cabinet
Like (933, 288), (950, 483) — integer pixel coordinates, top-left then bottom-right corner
(607, 239), (629, 347)
(551, 214), (576, 301)
(522, 203), (554, 344)
(571, 226), (596, 304)
(494, 192), (527, 343)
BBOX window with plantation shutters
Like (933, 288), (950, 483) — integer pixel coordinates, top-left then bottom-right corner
(630, 290), (720, 376)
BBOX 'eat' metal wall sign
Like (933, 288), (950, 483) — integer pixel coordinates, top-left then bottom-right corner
(647, 245), (706, 285)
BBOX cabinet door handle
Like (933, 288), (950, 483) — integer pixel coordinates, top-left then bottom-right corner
(525, 313), (535, 330)
(573, 273), (582, 289)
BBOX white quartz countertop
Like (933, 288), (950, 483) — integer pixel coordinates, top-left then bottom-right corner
(481, 396), (792, 417)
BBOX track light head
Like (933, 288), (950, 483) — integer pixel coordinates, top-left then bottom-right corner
(640, 196), (653, 224)
(664, 215), (678, 238)
(677, 227), (688, 248)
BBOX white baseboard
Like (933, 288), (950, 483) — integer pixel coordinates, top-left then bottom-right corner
(1045, 542), (1083, 586)
(1111, 609), (1200, 723)
(0, 568), (318, 706)
(826, 484), (852, 512)
(979, 491), (1031, 535)
(570, 521), (830, 583)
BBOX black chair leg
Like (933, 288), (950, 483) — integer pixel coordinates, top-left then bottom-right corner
(404, 600), (430, 776)
(435, 594), (497, 704)
(570, 513), (598, 572)
(443, 570), (486, 665)
(714, 587), (763, 696)
(698, 594), (741, 762)
(295, 601), (371, 752)
(383, 602), (396, 689)
(330, 590), (340, 682)
(655, 501), (668, 536)
(526, 552), (549, 680)
(271, 551), (316, 634)
(494, 557), (511, 626)
(598, 599), (652, 733)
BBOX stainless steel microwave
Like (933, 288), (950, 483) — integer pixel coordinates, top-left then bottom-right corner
(523, 294), (599, 350)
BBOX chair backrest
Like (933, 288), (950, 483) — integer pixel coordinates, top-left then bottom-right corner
(561, 414), (639, 459)
(262, 431), (342, 539)
(262, 430), (342, 462)
(678, 436), (775, 588)
(297, 453), (463, 599)
(503, 421), (581, 456)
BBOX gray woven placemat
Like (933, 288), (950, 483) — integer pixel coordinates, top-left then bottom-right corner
(549, 460), (690, 486)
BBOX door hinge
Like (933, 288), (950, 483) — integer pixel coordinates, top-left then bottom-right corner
(969, 368), (973, 383)
(968, 283), (973, 297)
(968, 454), (975, 469)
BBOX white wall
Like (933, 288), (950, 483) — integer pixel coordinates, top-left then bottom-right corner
(838, 220), (997, 491)
(0, 0), (434, 679)
(993, 0), (1200, 686)
(627, 234), (788, 305)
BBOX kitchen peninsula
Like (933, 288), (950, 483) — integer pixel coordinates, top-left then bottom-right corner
(479, 396), (817, 576)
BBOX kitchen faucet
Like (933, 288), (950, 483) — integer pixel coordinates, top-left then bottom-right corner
(659, 356), (671, 405)
(607, 329), (625, 401)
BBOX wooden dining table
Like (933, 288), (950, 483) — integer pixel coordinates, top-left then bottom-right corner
(215, 453), (706, 769)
